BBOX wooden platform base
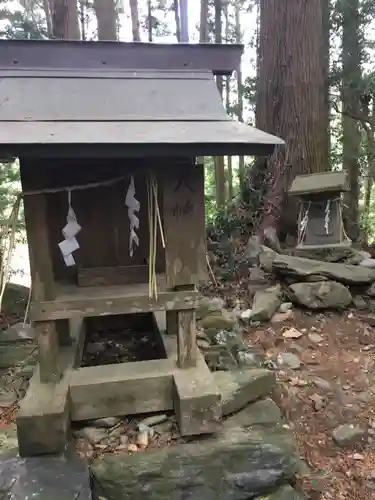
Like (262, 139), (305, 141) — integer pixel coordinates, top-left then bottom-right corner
(16, 313), (221, 457)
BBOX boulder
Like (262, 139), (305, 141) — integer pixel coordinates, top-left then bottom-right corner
(91, 425), (299, 500)
(245, 235), (262, 265)
(289, 281), (352, 310)
(0, 447), (91, 499)
(270, 254), (375, 285)
(214, 368), (276, 417)
(249, 285), (282, 322)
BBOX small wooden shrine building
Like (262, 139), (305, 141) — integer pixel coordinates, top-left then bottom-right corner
(289, 171), (351, 250)
(0, 40), (283, 456)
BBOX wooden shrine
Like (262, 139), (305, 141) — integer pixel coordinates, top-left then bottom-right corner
(0, 40), (283, 457)
(289, 171), (351, 250)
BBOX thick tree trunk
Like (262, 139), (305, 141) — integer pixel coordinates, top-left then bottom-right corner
(173, 0), (181, 42)
(199, 0), (209, 43)
(214, 0), (226, 209)
(321, 0), (330, 170)
(129, 0), (140, 41)
(94, 0), (117, 40)
(341, 0), (361, 242)
(256, 0), (326, 237)
(147, 0), (152, 42)
(235, 4), (245, 190)
(49, 0), (80, 39)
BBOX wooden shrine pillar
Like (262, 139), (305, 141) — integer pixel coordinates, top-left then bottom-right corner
(21, 164), (61, 384)
(163, 162), (207, 368)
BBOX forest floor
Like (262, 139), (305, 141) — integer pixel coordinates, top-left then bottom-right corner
(243, 307), (375, 499)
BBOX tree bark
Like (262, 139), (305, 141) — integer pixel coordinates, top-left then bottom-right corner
(49, 0), (80, 39)
(147, 0), (152, 42)
(214, 0), (226, 209)
(256, 0), (326, 237)
(199, 0), (209, 43)
(129, 0), (140, 41)
(321, 0), (330, 170)
(173, 0), (181, 42)
(341, 0), (361, 242)
(94, 0), (117, 40)
(235, 3), (245, 189)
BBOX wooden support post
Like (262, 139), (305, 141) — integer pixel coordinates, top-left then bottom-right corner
(177, 309), (197, 368)
(17, 318), (86, 457)
(21, 164), (60, 385)
(163, 163), (207, 289)
(36, 320), (61, 383)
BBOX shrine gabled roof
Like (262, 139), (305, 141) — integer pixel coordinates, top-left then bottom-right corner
(0, 67), (284, 157)
(289, 171), (349, 196)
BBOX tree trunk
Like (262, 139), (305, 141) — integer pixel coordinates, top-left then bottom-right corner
(147, 0), (152, 41)
(235, 4), (245, 189)
(173, 0), (181, 42)
(129, 0), (140, 41)
(199, 0), (209, 43)
(341, 0), (361, 242)
(94, 0), (117, 40)
(49, 0), (80, 39)
(256, 0), (326, 238)
(362, 99), (375, 245)
(224, 0), (233, 201)
(321, 0), (330, 169)
(180, 0), (189, 42)
(214, 0), (226, 209)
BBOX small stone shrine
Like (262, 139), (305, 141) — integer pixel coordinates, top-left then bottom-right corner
(289, 171), (351, 249)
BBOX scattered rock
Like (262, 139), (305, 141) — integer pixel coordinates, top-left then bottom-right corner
(263, 226), (283, 253)
(214, 368), (276, 417)
(271, 310), (294, 324)
(196, 296), (225, 320)
(127, 443), (138, 453)
(0, 344), (37, 369)
(279, 302), (293, 313)
(240, 309), (252, 320)
(135, 430), (149, 448)
(360, 258), (375, 268)
(308, 332), (324, 343)
(140, 414), (169, 427)
(244, 235), (262, 265)
(352, 295), (368, 310)
(277, 352), (302, 370)
(249, 266), (270, 285)
(0, 322), (35, 343)
(90, 417), (121, 429)
(271, 254), (375, 285)
(309, 393), (326, 411)
(289, 281), (352, 310)
(332, 424), (367, 447)
(258, 246), (278, 273)
(79, 427), (108, 445)
(198, 311), (236, 330)
(282, 327), (303, 339)
(249, 285), (282, 322)
(197, 337), (211, 349)
(364, 314), (375, 327)
(227, 397), (283, 428)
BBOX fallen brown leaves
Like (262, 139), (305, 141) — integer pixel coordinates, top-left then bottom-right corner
(244, 309), (375, 500)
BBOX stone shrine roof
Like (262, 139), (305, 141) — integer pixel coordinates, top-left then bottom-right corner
(289, 171), (349, 196)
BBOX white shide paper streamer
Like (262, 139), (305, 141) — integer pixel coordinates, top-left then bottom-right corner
(125, 176), (140, 257)
(58, 190), (82, 267)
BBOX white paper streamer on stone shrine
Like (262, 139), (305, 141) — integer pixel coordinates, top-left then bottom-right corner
(58, 190), (82, 267)
(125, 176), (140, 257)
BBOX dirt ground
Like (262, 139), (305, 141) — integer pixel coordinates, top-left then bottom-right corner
(243, 308), (375, 500)
(2, 305), (375, 499)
